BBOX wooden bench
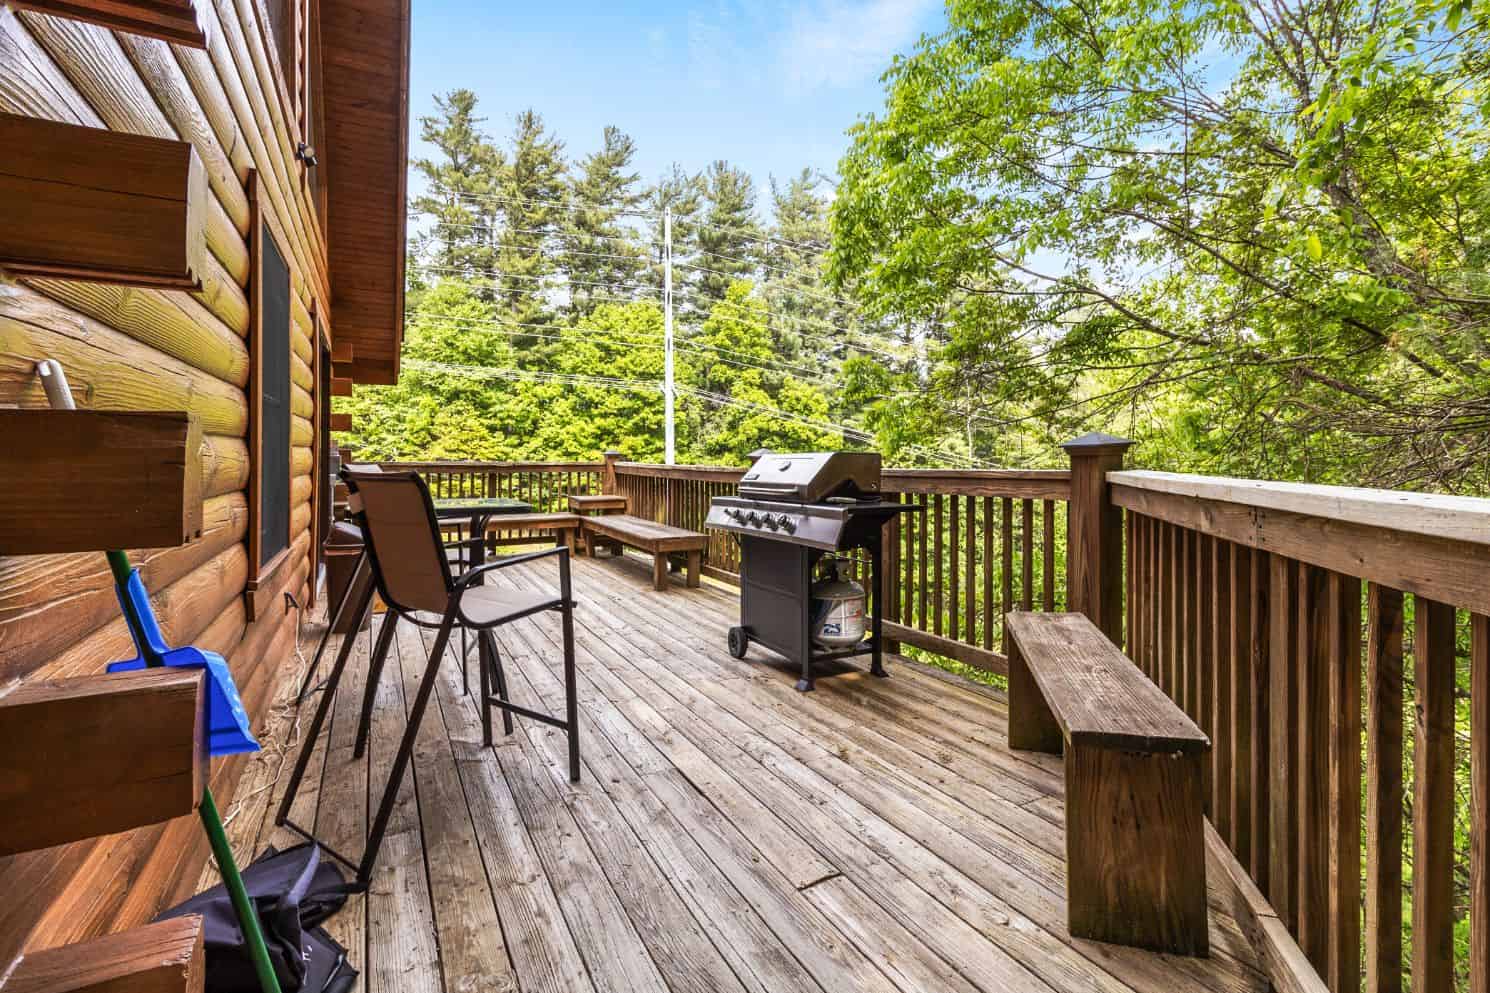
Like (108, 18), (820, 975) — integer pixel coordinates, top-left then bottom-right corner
(483, 512), (583, 554)
(579, 514), (707, 591)
(1005, 610), (1211, 957)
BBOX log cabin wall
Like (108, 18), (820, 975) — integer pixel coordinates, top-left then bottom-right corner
(0, 0), (349, 963)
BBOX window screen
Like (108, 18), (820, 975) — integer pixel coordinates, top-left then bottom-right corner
(259, 225), (291, 568)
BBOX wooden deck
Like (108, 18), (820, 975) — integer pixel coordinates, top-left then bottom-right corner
(237, 553), (1270, 993)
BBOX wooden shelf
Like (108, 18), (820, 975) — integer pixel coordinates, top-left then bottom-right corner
(0, 668), (207, 858)
(7, 0), (208, 49)
(0, 113), (208, 290)
(5, 914), (205, 993)
(0, 410), (203, 555)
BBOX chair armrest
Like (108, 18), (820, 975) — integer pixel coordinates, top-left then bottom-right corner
(453, 545), (568, 591)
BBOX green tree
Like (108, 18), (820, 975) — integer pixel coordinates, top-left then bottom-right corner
(683, 282), (842, 460)
(561, 127), (646, 315)
(495, 109), (566, 331)
(830, 0), (1490, 488)
(692, 161), (760, 308)
(410, 89), (502, 281)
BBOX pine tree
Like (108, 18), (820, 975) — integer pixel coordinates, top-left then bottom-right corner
(494, 109), (566, 329)
(693, 161), (760, 307)
(561, 126), (645, 315)
(410, 89), (502, 282)
(761, 169), (842, 364)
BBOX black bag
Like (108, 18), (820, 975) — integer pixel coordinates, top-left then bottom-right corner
(159, 843), (357, 993)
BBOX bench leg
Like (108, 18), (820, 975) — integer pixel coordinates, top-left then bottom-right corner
(686, 550), (701, 588)
(1007, 637), (1063, 754)
(652, 553), (668, 591)
(584, 531), (596, 557)
(1065, 745), (1209, 956)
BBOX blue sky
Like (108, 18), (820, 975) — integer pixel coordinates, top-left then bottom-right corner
(408, 1), (948, 213)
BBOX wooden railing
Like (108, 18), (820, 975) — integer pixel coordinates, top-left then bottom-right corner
(379, 442), (1488, 993)
(1111, 469), (1489, 993)
(378, 459), (605, 509)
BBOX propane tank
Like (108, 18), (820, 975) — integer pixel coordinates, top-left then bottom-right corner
(810, 558), (866, 648)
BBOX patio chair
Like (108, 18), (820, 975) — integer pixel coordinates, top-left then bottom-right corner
(275, 466), (579, 891)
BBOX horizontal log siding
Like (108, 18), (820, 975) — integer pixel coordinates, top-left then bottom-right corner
(0, 0), (329, 970)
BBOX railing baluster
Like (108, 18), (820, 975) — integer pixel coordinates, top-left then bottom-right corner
(1250, 545), (1271, 888)
(964, 495), (976, 643)
(933, 495), (945, 637)
(1211, 539), (1232, 836)
(1043, 499), (1056, 612)
(918, 496), (928, 632)
(1269, 553), (1300, 927)
(982, 496), (993, 650)
(1296, 563), (1331, 968)
(1229, 544), (1253, 867)
(948, 496), (959, 640)
(1194, 534), (1213, 807)
(1000, 496), (1013, 654)
(1325, 571), (1361, 993)
(1412, 595), (1457, 992)
(1365, 583), (1404, 993)
(1020, 498), (1034, 612)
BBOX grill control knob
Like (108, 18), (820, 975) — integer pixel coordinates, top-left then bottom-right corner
(778, 515), (797, 534)
(763, 515), (779, 530)
(745, 511), (761, 526)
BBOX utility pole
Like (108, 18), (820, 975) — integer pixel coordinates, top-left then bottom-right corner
(663, 205), (675, 465)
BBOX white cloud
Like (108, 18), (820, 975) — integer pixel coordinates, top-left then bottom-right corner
(778, 0), (938, 92)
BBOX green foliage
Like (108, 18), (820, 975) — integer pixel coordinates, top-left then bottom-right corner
(829, 0), (1490, 489)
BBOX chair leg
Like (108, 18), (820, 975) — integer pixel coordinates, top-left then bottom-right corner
(478, 628), (492, 747)
(461, 627), (469, 695)
(357, 613), (455, 891)
(483, 630), (514, 736)
(562, 603), (579, 782)
(353, 611), (399, 760)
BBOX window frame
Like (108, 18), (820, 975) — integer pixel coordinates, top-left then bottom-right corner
(245, 173), (294, 620)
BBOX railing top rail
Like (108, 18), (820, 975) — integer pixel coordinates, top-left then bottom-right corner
(615, 462), (746, 480)
(614, 461), (1073, 498)
(376, 460), (604, 471)
(884, 468), (1070, 499)
(1110, 469), (1490, 548)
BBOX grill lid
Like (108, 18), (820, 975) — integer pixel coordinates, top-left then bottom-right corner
(737, 451), (881, 504)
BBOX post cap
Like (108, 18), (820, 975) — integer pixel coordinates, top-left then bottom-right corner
(1059, 432), (1134, 454)
(602, 449), (624, 458)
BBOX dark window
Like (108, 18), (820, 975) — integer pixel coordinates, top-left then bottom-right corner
(259, 225), (291, 567)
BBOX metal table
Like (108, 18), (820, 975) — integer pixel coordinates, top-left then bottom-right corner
(433, 496), (533, 576)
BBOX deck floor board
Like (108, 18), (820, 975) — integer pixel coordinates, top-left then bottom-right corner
(280, 553), (1268, 993)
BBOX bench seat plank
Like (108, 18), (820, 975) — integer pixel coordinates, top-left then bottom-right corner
(1005, 611), (1208, 754)
(581, 514), (708, 553)
(484, 512), (581, 531)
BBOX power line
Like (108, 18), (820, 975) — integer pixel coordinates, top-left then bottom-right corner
(409, 215), (660, 249)
(424, 185), (660, 220)
(404, 311), (838, 383)
(403, 358), (985, 468)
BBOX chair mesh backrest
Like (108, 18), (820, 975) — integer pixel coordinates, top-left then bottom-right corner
(342, 468), (451, 615)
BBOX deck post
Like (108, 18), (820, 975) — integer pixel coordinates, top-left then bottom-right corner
(1060, 433), (1133, 646)
(601, 449), (623, 495)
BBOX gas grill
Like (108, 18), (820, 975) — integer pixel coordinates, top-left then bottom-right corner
(705, 451), (921, 691)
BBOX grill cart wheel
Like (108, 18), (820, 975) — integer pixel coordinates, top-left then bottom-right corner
(728, 626), (749, 659)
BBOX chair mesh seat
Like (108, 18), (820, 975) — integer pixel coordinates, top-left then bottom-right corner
(458, 585), (561, 626)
